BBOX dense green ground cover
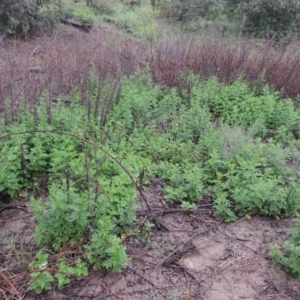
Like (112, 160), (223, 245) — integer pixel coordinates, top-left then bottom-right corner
(1, 71), (300, 291)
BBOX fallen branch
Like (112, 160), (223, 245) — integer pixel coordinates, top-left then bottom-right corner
(156, 220), (222, 268)
(61, 19), (93, 33)
(199, 253), (259, 284)
(173, 262), (200, 283)
(136, 204), (214, 217)
(192, 217), (247, 250)
(0, 270), (22, 300)
(0, 288), (9, 300)
(156, 217), (247, 268)
(0, 204), (27, 214)
(133, 269), (155, 286)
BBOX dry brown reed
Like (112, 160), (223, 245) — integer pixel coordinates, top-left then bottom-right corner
(151, 34), (300, 98)
(1, 25), (300, 114)
(0, 25), (145, 112)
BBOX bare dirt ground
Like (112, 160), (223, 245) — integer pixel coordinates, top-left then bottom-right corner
(1, 180), (300, 300)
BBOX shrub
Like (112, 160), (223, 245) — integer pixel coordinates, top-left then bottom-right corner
(0, 78), (136, 291)
(269, 217), (300, 278)
(88, 0), (115, 15)
(236, 0), (300, 37)
(199, 125), (300, 221)
(0, 0), (72, 37)
(192, 76), (299, 142)
(171, 0), (225, 23)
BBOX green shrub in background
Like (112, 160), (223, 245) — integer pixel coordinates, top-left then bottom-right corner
(167, 0), (300, 36)
(88, 0), (115, 15)
(170, 0), (226, 31)
(171, 0), (225, 22)
(0, 0), (73, 37)
(236, 0), (300, 37)
(113, 4), (160, 41)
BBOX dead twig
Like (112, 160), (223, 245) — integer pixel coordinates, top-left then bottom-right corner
(192, 217), (247, 250)
(222, 232), (258, 254)
(0, 204), (27, 214)
(173, 262), (200, 283)
(0, 288), (9, 300)
(156, 217), (247, 268)
(133, 269), (155, 286)
(199, 253), (259, 284)
(136, 204), (214, 217)
(0, 270), (22, 300)
(156, 220), (222, 268)
(90, 280), (124, 300)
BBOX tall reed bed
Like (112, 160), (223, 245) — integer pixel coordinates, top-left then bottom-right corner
(1, 26), (300, 116)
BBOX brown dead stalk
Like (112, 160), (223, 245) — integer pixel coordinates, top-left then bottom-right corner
(0, 270), (22, 300)
(156, 217), (247, 268)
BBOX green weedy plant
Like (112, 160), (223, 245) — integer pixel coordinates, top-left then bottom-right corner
(0, 75), (142, 293)
(201, 126), (300, 221)
(28, 251), (88, 294)
(84, 216), (130, 271)
(139, 220), (155, 244)
(155, 162), (203, 202)
(2, 68), (300, 291)
(106, 72), (300, 221)
(30, 182), (93, 251)
(28, 252), (53, 294)
(0, 141), (23, 197)
(269, 217), (300, 278)
(107, 77), (206, 204)
(192, 76), (299, 142)
(180, 201), (197, 211)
